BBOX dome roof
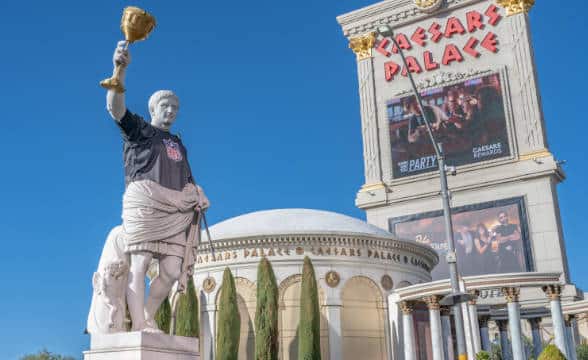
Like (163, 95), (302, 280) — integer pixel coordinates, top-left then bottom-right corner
(207, 208), (394, 240)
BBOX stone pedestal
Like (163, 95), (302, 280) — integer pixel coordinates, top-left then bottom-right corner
(84, 332), (200, 360)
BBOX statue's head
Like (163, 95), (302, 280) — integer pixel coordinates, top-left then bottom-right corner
(148, 90), (180, 131)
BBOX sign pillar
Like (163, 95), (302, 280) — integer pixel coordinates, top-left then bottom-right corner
(349, 33), (387, 197)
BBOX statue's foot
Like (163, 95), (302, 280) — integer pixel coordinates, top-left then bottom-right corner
(140, 319), (164, 334)
(142, 326), (164, 334)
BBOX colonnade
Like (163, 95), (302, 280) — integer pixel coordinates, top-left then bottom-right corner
(397, 284), (578, 360)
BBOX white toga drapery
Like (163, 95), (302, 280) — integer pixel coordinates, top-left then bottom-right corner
(122, 179), (200, 258)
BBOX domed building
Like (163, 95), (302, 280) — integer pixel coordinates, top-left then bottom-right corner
(194, 209), (438, 360)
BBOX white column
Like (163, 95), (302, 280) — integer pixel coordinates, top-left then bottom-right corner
(544, 285), (569, 358)
(498, 320), (511, 360)
(441, 306), (455, 360)
(565, 315), (578, 360)
(503, 288), (524, 360)
(388, 293), (403, 360)
(425, 296), (445, 360)
(325, 301), (342, 360)
(383, 299), (393, 360)
(468, 291), (482, 355)
(529, 318), (543, 358)
(479, 316), (491, 352)
(401, 301), (416, 360)
(199, 290), (216, 360)
(459, 281), (475, 360)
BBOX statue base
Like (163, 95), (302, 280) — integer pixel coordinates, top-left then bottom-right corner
(84, 331), (200, 360)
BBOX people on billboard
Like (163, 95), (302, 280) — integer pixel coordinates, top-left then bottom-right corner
(455, 224), (476, 274)
(388, 74), (509, 178)
(474, 223), (493, 273)
(492, 211), (523, 272)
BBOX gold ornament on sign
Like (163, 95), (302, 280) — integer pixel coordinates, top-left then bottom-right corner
(100, 6), (156, 93)
(349, 32), (376, 61)
(202, 277), (217, 293)
(325, 271), (341, 288)
(414, 0), (444, 12)
(496, 0), (536, 16)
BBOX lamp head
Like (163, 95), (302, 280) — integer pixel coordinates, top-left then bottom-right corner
(376, 25), (394, 38)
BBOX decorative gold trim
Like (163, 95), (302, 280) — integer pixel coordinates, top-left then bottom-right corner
(359, 182), (386, 193)
(423, 295), (442, 310)
(519, 149), (552, 161)
(203, 277), (216, 293)
(325, 271), (341, 288)
(400, 301), (414, 315)
(414, 0), (444, 12)
(349, 32), (376, 61)
(502, 287), (520, 303)
(543, 285), (562, 301)
(496, 0), (536, 16)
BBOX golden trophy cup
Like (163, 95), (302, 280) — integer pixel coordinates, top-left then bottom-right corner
(100, 6), (156, 93)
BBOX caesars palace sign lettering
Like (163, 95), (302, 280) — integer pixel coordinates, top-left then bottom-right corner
(377, 4), (502, 82)
(197, 246), (431, 271)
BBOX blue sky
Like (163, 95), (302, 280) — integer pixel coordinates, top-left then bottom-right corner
(0, 0), (586, 358)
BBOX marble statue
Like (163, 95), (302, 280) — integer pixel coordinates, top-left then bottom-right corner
(87, 226), (129, 334)
(88, 40), (209, 334)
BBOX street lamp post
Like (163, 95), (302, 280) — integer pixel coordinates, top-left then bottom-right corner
(376, 25), (469, 360)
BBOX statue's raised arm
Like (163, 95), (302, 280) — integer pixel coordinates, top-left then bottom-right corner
(106, 41), (130, 122)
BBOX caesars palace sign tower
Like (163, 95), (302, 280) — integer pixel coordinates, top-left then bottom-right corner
(338, 0), (576, 303)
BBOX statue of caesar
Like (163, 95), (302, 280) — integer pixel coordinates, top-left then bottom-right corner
(105, 40), (209, 332)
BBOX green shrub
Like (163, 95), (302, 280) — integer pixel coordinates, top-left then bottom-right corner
(216, 267), (241, 360)
(492, 343), (503, 360)
(175, 276), (199, 337)
(476, 350), (491, 360)
(298, 256), (321, 360)
(20, 349), (75, 360)
(155, 296), (172, 334)
(255, 257), (279, 360)
(538, 344), (566, 360)
(577, 344), (588, 360)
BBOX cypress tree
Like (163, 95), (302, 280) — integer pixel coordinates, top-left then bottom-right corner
(216, 267), (241, 360)
(155, 296), (172, 334)
(255, 257), (279, 360)
(298, 256), (321, 360)
(175, 276), (199, 337)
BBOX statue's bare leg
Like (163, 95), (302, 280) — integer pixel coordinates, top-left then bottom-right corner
(127, 251), (153, 331)
(144, 255), (183, 327)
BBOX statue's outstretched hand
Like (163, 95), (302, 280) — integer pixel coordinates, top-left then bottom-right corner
(113, 40), (131, 68)
(196, 185), (210, 211)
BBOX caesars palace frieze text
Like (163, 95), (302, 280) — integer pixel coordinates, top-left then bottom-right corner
(196, 246), (431, 272)
(377, 3), (503, 82)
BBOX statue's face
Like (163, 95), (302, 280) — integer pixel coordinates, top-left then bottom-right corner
(151, 96), (179, 131)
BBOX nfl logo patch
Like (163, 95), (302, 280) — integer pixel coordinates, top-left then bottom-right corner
(163, 138), (183, 162)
